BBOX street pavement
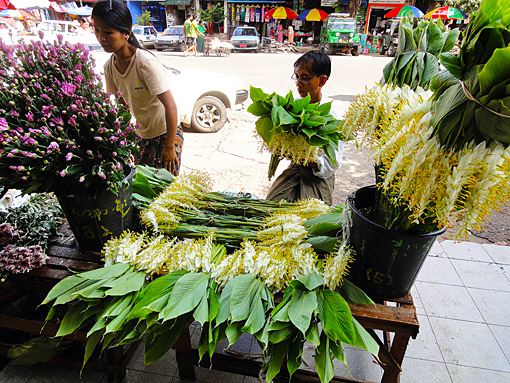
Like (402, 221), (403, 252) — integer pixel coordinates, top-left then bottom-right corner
(156, 51), (509, 245)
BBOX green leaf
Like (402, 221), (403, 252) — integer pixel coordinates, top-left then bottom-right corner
(265, 341), (289, 382)
(144, 320), (184, 365)
(317, 289), (355, 345)
(288, 290), (317, 335)
(41, 275), (84, 305)
(105, 270), (146, 296)
(277, 106), (299, 126)
(305, 321), (320, 347)
(105, 297), (135, 334)
(317, 101), (332, 115)
(249, 85), (268, 102)
(56, 301), (98, 337)
(297, 273), (324, 291)
(76, 263), (131, 280)
(225, 321), (243, 345)
(268, 325), (295, 343)
(338, 278), (375, 305)
(193, 294), (209, 325)
(215, 278), (235, 325)
(306, 236), (338, 253)
(287, 333), (304, 377)
(230, 274), (262, 322)
(52, 279), (98, 306)
(82, 330), (102, 371)
(242, 289), (266, 334)
(208, 286), (220, 322)
(255, 116), (274, 145)
(290, 96), (310, 114)
(315, 332), (335, 383)
(352, 318), (379, 357)
(159, 272), (210, 321)
(478, 47), (510, 95)
(329, 340), (348, 370)
(247, 101), (271, 116)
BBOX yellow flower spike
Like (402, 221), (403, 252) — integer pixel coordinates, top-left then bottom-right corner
(322, 242), (354, 290)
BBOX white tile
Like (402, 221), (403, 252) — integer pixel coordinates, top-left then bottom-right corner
(483, 244), (510, 265)
(332, 346), (383, 382)
(451, 259), (510, 291)
(429, 240), (448, 257)
(441, 241), (492, 262)
(501, 264), (510, 280)
(469, 288), (510, 326)
(416, 256), (463, 285)
(400, 358), (452, 383)
(446, 364), (510, 383)
(429, 317), (510, 372)
(405, 314), (444, 362)
(415, 282), (484, 322)
(489, 324), (510, 361)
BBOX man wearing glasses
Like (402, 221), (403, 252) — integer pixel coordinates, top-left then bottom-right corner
(266, 51), (344, 206)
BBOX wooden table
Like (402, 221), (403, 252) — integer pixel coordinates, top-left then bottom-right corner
(174, 293), (419, 383)
(0, 225), (139, 383)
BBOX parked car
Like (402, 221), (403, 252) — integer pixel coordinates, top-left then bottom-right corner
(0, 20), (15, 43)
(154, 25), (185, 52)
(132, 25), (158, 49)
(230, 26), (260, 53)
(36, 20), (97, 45)
(91, 50), (249, 133)
(379, 19), (400, 57)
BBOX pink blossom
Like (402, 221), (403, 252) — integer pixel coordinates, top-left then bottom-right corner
(116, 163), (122, 170)
(59, 170), (66, 177)
(79, 176), (85, 182)
(65, 152), (73, 161)
(0, 118), (8, 131)
(26, 112), (34, 122)
(47, 142), (59, 151)
(98, 173), (106, 180)
(62, 82), (76, 96)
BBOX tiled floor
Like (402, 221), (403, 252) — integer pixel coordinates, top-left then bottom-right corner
(1, 240), (509, 383)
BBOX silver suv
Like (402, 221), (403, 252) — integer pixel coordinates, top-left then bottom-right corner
(132, 25), (158, 48)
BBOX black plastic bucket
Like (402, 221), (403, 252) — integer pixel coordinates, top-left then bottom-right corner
(57, 167), (135, 252)
(347, 185), (445, 300)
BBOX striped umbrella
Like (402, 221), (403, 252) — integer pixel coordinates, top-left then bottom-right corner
(297, 8), (329, 22)
(384, 5), (424, 18)
(264, 7), (298, 20)
(424, 6), (467, 19)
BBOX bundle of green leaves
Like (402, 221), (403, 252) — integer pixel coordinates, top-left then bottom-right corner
(431, 0), (510, 150)
(248, 86), (352, 179)
(381, 16), (459, 91)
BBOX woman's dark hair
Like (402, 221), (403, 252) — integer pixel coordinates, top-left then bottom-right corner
(294, 50), (331, 78)
(92, 0), (141, 48)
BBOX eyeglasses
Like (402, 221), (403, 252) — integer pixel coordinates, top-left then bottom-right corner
(291, 73), (316, 85)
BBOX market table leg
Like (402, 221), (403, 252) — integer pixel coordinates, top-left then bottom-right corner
(174, 327), (197, 380)
(381, 333), (411, 383)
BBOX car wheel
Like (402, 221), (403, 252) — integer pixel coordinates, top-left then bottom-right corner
(379, 44), (386, 55)
(351, 46), (360, 56)
(387, 43), (396, 57)
(179, 41), (186, 52)
(321, 43), (332, 55)
(156, 47), (163, 51)
(256, 44), (261, 53)
(191, 96), (227, 133)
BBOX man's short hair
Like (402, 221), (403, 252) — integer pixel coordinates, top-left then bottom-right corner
(294, 51), (331, 78)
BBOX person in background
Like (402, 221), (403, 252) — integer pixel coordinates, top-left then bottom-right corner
(184, 14), (201, 56)
(266, 51), (344, 205)
(14, 18), (25, 36)
(288, 24), (294, 44)
(91, 0), (183, 175)
(183, 14), (193, 55)
(196, 20), (206, 54)
(277, 23), (283, 43)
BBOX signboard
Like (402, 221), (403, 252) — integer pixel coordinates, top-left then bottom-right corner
(321, 0), (336, 7)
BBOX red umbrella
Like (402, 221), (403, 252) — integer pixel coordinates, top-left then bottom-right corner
(264, 7), (298, 20)
(0, 0), (15, 10)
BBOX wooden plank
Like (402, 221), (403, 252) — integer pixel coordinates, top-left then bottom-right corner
(0, 315), (87, 342)
(350, 302), (419, 336)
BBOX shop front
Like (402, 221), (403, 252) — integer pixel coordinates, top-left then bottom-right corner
(363, 0), (404, 34)
(126, 0), (171, 31)
(225, 0), (286, 38)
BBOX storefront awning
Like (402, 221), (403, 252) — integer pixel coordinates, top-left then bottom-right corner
(64, 5), (92, 16)
(163, 0), (192, 5)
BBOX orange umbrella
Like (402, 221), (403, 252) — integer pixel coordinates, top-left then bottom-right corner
(264, 7), (298, 20)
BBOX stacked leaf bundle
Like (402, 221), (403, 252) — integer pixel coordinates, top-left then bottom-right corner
(431, 0), (510, 150)
(247, 86), (354, 179)
(381, 17), (459, 91)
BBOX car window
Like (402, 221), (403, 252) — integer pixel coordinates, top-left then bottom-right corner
(164, 28), (183, 36)
(233, 28), (256, 37)
(133, 27), (143, 34)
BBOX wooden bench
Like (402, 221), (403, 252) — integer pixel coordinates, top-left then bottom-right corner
(174, 293), (419, 383)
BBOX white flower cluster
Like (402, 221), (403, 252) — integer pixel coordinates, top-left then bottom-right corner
(321, 242), (354, 290)
(263, 132), (321, 165)
(141, 172), (212, 232)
